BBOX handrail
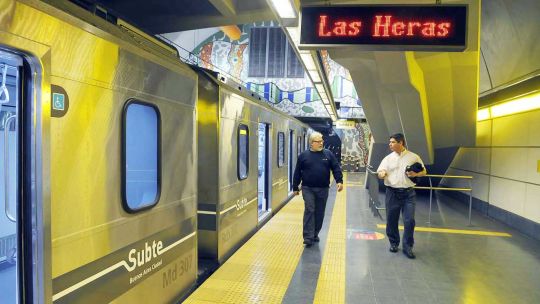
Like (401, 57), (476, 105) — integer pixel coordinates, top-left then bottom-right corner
(425, 174), (473, 179)
(4, 114), (16, 222)
(366, 170), (474, 225)
(415, 187), (472, 191)
(416, 174), (474, 226)
(365, 167), (385, 212)
(0, 64), (10, 104)
(366, 167), (377, 175)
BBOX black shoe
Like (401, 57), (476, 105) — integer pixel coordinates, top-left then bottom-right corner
(403, 248), (416, 259)
(314, 236), (320, 242)
(389, 244), (399, 253)
(303, 240), (313, 247)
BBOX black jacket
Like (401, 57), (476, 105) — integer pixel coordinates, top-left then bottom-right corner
(292, 149), (343, 191)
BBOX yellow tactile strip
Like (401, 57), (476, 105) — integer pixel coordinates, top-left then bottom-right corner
(313, 174), (347, 304)
(376, 224), (512, 237)
(184, 196), (306, 304)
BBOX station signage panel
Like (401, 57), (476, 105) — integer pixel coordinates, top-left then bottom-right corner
(300, 5), (467, 51)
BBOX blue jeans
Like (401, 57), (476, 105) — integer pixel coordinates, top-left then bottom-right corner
(302, 186), (329, 242)
(385, 187), (416, 249)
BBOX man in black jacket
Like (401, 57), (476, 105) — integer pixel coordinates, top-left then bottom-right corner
(293, 132), (343, 247)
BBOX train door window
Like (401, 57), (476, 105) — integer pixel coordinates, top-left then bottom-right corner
(238, 124), (249, 180)
(288, 130), (294, 191)
(258, 123), (270, 217)
(0, 50), (21, 304)
(297, 136), (302, 155)
(122, 101), (161, 212)
(277, 132), (285, 167)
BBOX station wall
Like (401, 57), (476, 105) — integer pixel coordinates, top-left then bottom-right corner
(441, 108), (540, 239)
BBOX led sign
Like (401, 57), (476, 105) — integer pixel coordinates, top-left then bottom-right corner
(300, 5), (467, 51)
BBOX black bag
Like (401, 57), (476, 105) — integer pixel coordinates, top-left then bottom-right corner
(405, 162), (424, 183)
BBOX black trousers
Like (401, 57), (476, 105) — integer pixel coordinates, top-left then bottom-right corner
(301, 186), (329, 242)
(385, 187), (416, 249)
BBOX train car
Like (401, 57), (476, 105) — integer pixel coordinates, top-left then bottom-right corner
(195, 68), (309, 263)
(0, 0), (198, 303)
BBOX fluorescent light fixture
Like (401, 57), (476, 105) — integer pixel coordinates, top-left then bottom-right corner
(315, 84), (326, 95)
(477, 91), (540, 121)
(269, 0), (296, 19)
(490, 91), (540, 118)
(477, 108), (490, 121)
(308, 69), (321, 82)
(321, 97), (330, 105)
(300, 53), (317, 70)
(286, 26), (299, 44)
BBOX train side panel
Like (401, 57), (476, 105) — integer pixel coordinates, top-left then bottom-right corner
(1, 1), (199, 303)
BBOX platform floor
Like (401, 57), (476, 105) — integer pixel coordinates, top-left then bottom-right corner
(184, 173), (540, 304)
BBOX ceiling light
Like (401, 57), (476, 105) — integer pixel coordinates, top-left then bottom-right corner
(300, 53), (317, 70)
(489, 91), (540, 119)
(285, 27), (299, 44)
(269, 0), (296, 19)
(308, 69), (321, 82)
(321, 97), (330, 105)
(477, 91), (540, 121)
(315, 84), (326, 95)
(477, 108), (490, 121)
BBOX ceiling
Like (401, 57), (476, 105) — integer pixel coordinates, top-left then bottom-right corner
(93, 0), (275, 33)
(75, 0), (539, 164)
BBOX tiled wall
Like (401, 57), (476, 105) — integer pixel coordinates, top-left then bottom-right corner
(441, 109), (540, 226)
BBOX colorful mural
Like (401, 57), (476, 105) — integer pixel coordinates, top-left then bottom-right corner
(320, 50), (365, 119)
(188, 23), (328, 117)
(164, 25), (371, 166)
(336, 122), (371, 172)
(320, 50), (370, 170)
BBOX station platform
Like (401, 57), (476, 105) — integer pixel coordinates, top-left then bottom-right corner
(184, 173), (540, 304)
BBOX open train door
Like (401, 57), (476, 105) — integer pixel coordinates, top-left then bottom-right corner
(0, 47), (49, 303)
(288, 130), (294, 192)
(257, 123), (270, 219)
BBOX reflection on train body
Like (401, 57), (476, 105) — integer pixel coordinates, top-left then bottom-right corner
(0, 1), (311, 303)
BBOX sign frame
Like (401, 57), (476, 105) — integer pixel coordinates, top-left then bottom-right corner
(299, 4), (468, 52)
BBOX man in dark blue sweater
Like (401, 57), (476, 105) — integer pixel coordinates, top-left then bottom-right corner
(293, 132), (343, 247)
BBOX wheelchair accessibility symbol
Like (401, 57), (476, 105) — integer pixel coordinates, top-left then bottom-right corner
(53, 93), (65, 111)
(51, 85), (69, 117)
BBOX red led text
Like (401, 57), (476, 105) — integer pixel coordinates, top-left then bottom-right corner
(317, 14), (451, 39)
(319, 15), (362, 37)
(373, 15), (450, 37)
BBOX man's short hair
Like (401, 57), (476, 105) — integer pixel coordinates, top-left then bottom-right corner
(309, 132), (323, 144)
(390, 133), (406, 146)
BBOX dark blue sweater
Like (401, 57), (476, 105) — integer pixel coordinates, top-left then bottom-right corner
(292, 149), (343, 191)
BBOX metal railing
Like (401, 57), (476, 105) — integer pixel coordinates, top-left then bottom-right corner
(366, 167), (385, 211)
(415, 174), (474, 225)
(365, 169), (474, 225)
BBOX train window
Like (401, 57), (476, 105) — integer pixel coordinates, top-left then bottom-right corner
(297, 136), (302, 155)
(122, 101), (161, 212)
(238, 124), (249, 180)
(278, 132), (285, 167)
